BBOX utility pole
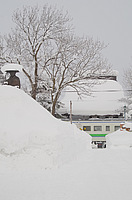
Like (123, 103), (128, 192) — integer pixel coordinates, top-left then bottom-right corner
(124, 105), (127, 121)
(70, 100), (72, 124)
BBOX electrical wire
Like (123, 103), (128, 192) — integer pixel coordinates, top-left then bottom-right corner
(61, 89), (132, 93)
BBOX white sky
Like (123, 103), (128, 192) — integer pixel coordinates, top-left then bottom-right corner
(0, 0), (132, 83)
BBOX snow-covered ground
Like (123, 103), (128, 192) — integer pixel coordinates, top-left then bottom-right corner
(0, 85), (132, 200)
(1, 148), (132, 200)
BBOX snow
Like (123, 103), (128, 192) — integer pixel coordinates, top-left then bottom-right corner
(107, 129), (132, 148)
(59, 80), (124, 115)
(1, 63), (23, 73)
(107, 121), (132, 148)
(125, 121), (132, 130)
(0, 85), (90, 157)
(0, 85), (132, 200)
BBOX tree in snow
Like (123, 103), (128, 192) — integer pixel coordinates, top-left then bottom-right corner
(0, 5), (111, 115)
(0, 5), (71, 100)
(42, 34), (111, 115)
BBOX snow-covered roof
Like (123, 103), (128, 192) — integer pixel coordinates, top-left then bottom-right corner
(59, 80), (124, 115)
(1, 63), (23, 73)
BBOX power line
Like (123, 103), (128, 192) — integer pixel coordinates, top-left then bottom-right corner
(62, 89), (131, 93)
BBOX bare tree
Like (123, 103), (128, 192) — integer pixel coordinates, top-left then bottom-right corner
(41, 34), (111, 115)
(0, 5), (111, 116)
(0, 5), (72, 99)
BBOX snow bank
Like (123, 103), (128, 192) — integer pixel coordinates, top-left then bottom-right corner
(1, 87), (132, 200)
(0, 85), (90, 167)
(106, 129), (132, 148)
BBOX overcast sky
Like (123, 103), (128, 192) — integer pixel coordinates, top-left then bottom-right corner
(0, 0), (132, 84)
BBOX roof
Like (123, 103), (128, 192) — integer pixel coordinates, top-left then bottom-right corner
(1, 64), (23, 73)
(59, 80), (124, 115)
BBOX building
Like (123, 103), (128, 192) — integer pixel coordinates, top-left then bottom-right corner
(58, 72), (125, 148)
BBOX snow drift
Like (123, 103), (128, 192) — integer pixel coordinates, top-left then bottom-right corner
(1, 87), (132, 200)
(0, 85), (90, 165)
(106, 128), (132, 148)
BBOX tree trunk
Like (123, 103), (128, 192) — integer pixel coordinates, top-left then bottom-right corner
(31, 55), (38, 100)
(51, 93), (59, 116)
(52, 101), (56, 116)
(23, 68), (37, 100)
(31, 85), (37, 100)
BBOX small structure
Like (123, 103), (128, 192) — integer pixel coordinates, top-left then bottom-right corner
(4, 70), (20, 88)
(1, 64), (23, 89)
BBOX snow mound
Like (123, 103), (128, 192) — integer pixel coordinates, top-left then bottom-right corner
(106, 129), (132, 148)
(0, 86), (90, 167)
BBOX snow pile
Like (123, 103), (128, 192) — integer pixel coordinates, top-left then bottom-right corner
(1, 87), (132, 200)
(59, 80), (124, 115)
(0, 85), (90, 166)
(106, 128), (132, 148)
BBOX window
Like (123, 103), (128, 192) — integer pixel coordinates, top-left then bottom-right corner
(106, 126), (110, 131)
(114, 126), (120, 131)
(83, 126), (91, 131)
(94, 126), (102, 131)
